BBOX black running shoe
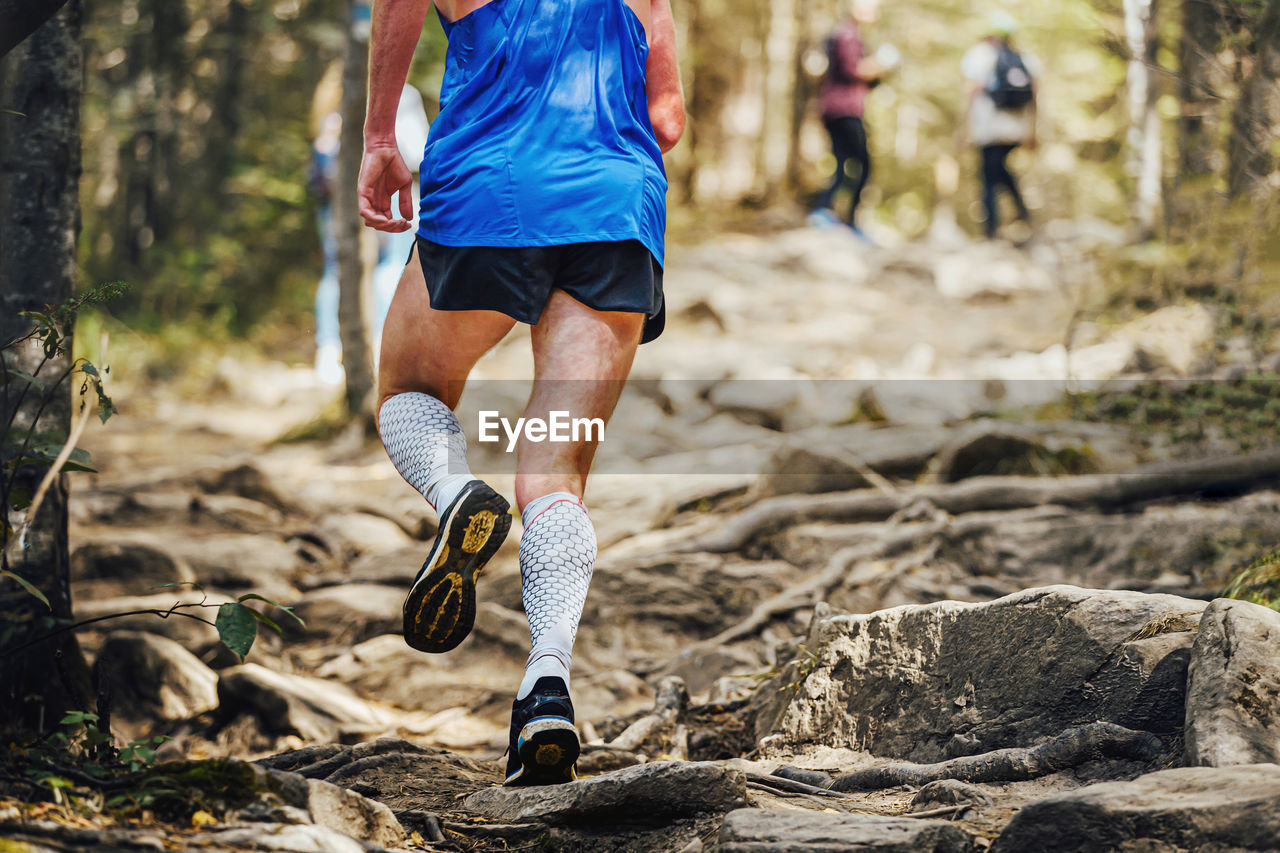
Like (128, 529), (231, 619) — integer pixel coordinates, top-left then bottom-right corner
(504, 676), (580, 786)
(403, 480), (511, 653)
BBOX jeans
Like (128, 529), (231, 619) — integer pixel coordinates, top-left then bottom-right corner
(819, 116), (871, 225)
(979, 143), (1028, 238)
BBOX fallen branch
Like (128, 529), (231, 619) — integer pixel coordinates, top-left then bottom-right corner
(253, 744), (346, 774)
(608, 676), (689, 752)
(906, 805), (971, 819)
(0, 605), (218, 657)
(441, 820), (540, 839)
(829, 723), (1162, 792)
(680, 447), (1280, 554)
(744, 772), (854, 800)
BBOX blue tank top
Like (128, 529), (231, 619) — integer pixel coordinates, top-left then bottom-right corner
(417, 0), (667, 265)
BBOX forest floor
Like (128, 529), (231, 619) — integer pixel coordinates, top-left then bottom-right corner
(5, 221), (1280, 852)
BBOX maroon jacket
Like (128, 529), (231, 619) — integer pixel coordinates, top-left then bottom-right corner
(818, 21), (870, 120)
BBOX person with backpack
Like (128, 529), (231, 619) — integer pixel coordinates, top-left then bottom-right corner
(811, 0), (894, 240)
(962, 12), (1038, 239)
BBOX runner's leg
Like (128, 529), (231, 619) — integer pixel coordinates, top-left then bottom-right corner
(378, 248), (515, 511)
(379, 249), (518, 653)
(514, 290), (642, 698)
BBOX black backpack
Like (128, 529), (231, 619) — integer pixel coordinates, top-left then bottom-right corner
(986, 44), (1034, 109)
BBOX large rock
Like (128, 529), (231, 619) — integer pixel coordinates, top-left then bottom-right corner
(301, 777), (404, 850)
(462, 761), (747, 824)
(315, 512), (414, 556)
(1184, 598), (1280, 766)
(201, 461), (301, 514)
(753, 586), (1203, 762)
(195, 823), (368, 853)
(261, 741), (501, 815)
(290, 584), (404, 643)
(70, 540), (195, 591)
(714, 809), (973, 852)
(217, 663), (385, 742)
(92, 631), (219, 723)
(172, 534), (307, 597)
(1117, 303), (1215, 376)
(924, 425), (1096, 483)
(991, 764), (1280, 852)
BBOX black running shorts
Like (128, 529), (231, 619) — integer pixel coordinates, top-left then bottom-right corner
(413, 237), (666, 344)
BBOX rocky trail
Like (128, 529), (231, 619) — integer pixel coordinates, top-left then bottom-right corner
(4, 226), (1280, 852)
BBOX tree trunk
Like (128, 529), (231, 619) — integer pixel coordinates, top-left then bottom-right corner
(679, 0), (706, 204)
(1227, 0), (1280, 198)
(1177, 0), (1220, 179)
(755, 0), (792, 200)
(203, 0), (249, 205)
(334, 0), (376, 423)
(0, 0), (73, 58)
(1125, 0), (1163, 240)
(0, 0), (92, 733)
(783, 0), (811, 191)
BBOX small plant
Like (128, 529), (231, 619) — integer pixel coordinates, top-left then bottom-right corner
(22, 711), (167, 805)
(3, 281), (127, 596)
(1224, 549), (1280, 612)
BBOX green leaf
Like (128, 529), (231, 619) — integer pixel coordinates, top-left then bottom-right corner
(19, 311), (53, 328)
(27, 445), (92, 466)
(4, 369), (45, 391)
(38, 776), (74, 790)
(96, 388), (118, 424)
(6, 455), (97, 474)
(237, 593), (305, 627)
(244, 607), (282, 635)
(216, 602), (257, 660)
(2, 571), (51, 609)
(153, 581), (202, 591)
(80, 362), (99, 377)
(60, 711), (99, 725)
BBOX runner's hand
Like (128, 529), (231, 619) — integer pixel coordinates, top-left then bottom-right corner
(358, 144), (415, 232)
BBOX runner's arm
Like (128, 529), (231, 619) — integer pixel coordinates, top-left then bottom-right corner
(359, 0), (432, 232)
(645, 0), (684, 152)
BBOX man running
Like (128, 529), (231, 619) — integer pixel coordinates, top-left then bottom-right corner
(357, 0), (683, 786)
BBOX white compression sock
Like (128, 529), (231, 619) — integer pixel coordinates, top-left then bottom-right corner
(378, 392), (475, 513)
(516, 492), (596, 700)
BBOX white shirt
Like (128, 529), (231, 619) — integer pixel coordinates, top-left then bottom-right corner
(962, 41), (1037, 147)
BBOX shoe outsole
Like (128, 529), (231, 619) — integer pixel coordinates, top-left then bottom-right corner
(403, 484), (511, 653)
(505, 717), (580, 786)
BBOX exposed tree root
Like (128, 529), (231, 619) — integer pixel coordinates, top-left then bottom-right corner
(827, 722), (1163, 792)
(681, 447), (1280, 554)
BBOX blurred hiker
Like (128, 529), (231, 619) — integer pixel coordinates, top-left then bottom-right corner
(811, 0), (895, 241)
(307, 108), (344, 384)
(962, 11), (1038, 239)
(308, 75), (429, 383)
(360, 0), (683, 787)
(370, 84), (429, 354)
